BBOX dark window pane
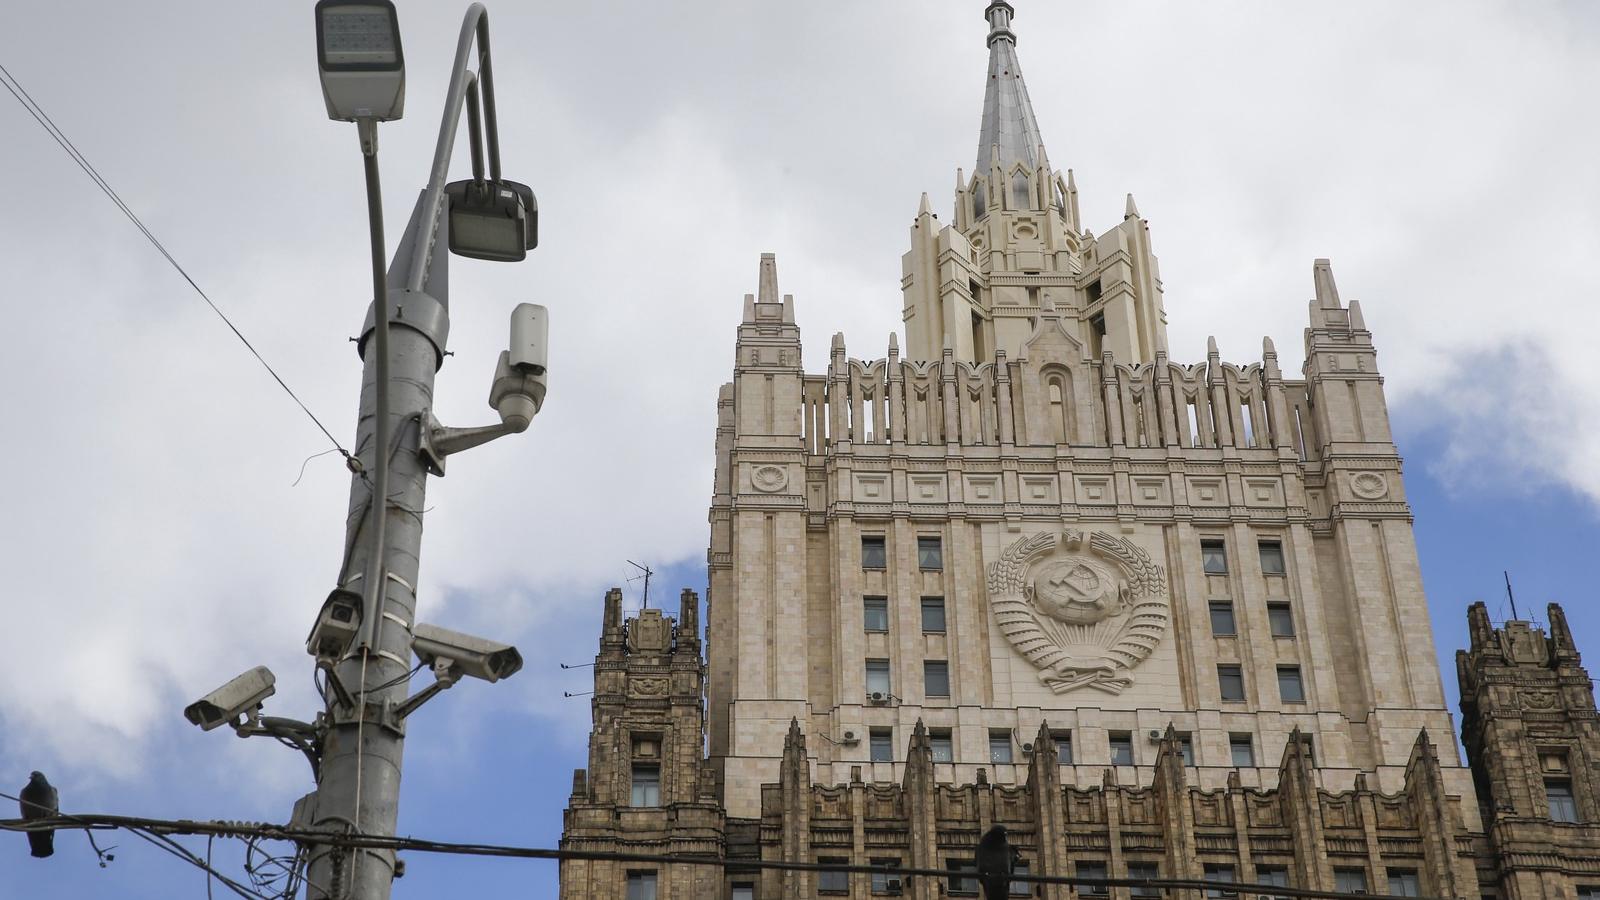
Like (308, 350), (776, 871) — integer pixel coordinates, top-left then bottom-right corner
(921, 596), (947, 632)
(1548, 780), (1580, 822)
(626, 872), (657, 900)
(1109, 733), (1134, 766)
(862, 536), (887, 569)
(989, 731), (1013, 763)
(948, 858), (978, 895)
(1218, 665), (1245, 701)
(864, 596), (888, 632)
(818, 858), (849, 893)
(871, 859), (899, 894)
(1012, 862), (1033, 896)
(1278, 666), (1305, 703)
(1205, 864), (1236, 898)
(1334, 870), (1367, 895)
(1201, 539), (1228, 574)
(1268, 602), (1295, 637)
(630, 765), (660, 807)
(869, 729), (893, 762)
(1209, 600), (1236, 636)
(1230, 735), (1255, 767)
(1053, 731), (1074, 765)
(1178, 735), (1194, 767)
(930, 732), (953, 762)
(866, 660), (891, 697)
(1258, 541), (1286, 575)
(918, 536), (943, 570)
(924, 660), (950, 697)
(1078, 861), (1109, 895)
(1387, 870), (1420, 898)
(1128, 862), (1161, 897)
(732, 886), (754, 900)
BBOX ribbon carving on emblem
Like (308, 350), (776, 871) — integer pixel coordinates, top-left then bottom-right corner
(986, 530), (1170, 694)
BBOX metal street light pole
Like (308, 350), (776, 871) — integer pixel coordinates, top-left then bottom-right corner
(304, 6), (539, 899)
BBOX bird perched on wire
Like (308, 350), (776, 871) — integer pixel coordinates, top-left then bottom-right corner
(20, 771), (59, 858)
(976, 823), (1021, 899)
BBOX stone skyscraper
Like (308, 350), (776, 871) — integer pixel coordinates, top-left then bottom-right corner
(561, 5), (1599, 898)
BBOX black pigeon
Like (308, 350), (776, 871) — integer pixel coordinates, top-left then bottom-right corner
(19, 771), (58, 858)
(976, 823), (1019, 900)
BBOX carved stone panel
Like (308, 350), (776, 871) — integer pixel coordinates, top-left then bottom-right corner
(986, 529), (1170, 694)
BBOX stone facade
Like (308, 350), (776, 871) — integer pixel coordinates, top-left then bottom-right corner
(559, 4), (1599, 899)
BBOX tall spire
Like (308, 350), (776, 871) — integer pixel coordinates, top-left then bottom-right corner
(975, 1), (1046, 180)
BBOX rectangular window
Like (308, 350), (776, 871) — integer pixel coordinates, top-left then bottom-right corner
(1209, 600), (1237, 636)
(1230, 734), (1256, 767)
(1012, 862), (1033, 896)
(1077, 861), (1109, 895)
(1053, 730), (1074, 765)
(989, 730), (1013, 764)
(1547, 780), (1580, 822)
(1128, 861), (1161, 897)
(1109, 732), (1134, 766)
(1205, 863), (1237, 898)
(924, 660), (951, 698)
(948, 858), (979, 896)
(626, 871), (658, 900)
(930, 730), (954, 763)
(1177, 733), (1194, 767)
(871, 859), (900, 895)
(1201, 539), (1228, 574)
(1218, 665), (1245, 701)
(1258, 540), (1286, 575)
(866, 659), (891, 698)
(1278, 665), (1306, 703)
(630, 764), (660, 807)
(1577, 887), (1600, 900)
(869, 728), (894, 763)
(1267, 602), (1295, 637)
(1387, 870), (1420, 898)
(863, 596), (889, 632)
(1257, 865), (1290, 900)
(818, 858), (849, 894)
(918, 536), (943, 570)
(921, 596), (947, 633)
(1334, 869), (1367, 895)
(862, 535), (887, 569)
(731, 885), (755, 900)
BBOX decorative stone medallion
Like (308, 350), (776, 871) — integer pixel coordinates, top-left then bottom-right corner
(986, 530), (1170, 694)
(1350, 472), (1388, 500)
(751, 465), (788, 492)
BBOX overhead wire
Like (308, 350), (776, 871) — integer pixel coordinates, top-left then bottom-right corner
(0, 61), (352, 466)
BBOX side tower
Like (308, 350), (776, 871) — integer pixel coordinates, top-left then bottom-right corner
(559, 589), (722, 899)
(1458, 602), (1600, 900)
(901, 0), (1167, 365)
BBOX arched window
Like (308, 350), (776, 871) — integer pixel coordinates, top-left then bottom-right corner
(1047, 374), (1070, 444)
(1011, 170), (1032, 210)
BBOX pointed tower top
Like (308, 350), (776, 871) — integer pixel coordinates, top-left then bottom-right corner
(917, 191), (933, 217)
(975, 1), (1046, 184)
(1125, 192), (1140, 219)
(1313, 258), (1342, 309)
(758, 253), (779, 304)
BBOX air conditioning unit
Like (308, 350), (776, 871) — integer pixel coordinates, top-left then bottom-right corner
(841, 729), (861, 746)
(1148, 729), (1163, 743)
(869, 691), (889, 705)
(1021, 741), (1034, 755)
(886, 877), (904, 895)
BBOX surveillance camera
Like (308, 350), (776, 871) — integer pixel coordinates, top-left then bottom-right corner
(305, 588), (363, 661)
(488, 304), (548, 432)
(411, 623), (523, 683)
(184, 666), (276, 731)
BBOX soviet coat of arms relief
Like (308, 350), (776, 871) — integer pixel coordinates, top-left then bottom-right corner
(986, 530), (1170, 694)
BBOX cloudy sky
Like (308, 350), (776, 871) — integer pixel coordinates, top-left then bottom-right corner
(3, 1), (1597, 896)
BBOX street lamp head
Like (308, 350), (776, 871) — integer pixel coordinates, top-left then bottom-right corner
(315, 0), (405, 122)
(445, 178), (538, 262)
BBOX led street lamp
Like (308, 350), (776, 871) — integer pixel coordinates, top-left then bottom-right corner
(315, 0), (405, 122)
(444, 178), (538, 262)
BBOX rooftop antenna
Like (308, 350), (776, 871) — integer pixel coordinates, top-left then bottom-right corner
(627, 559), (654, 610)
(1504, 570), (1521, 621)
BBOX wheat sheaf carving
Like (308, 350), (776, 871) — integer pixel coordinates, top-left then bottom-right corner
(987, 529), (1170, 694)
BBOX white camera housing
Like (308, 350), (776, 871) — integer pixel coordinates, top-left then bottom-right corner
(184, 666), (277, 731)
(412, 622), (523, 683)
(488, 304), (549, 432)
(306, 588), (363, 661)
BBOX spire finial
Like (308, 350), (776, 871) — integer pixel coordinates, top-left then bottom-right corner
(985, 1), (1016, 46)
(757, 253), (778, 304)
